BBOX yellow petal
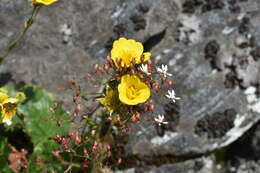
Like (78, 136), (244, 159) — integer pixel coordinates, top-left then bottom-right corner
(100, 88), (120, 112)
(3, 98), (19, 104)
(138, 87), (150, 102)
(143, 52), (151, 62)
(33, 0), (58, 5)
(0, 92), (8, 103)
(111, 38), (145, 67)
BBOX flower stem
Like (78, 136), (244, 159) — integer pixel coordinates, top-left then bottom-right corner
(0, 5), (42, 63)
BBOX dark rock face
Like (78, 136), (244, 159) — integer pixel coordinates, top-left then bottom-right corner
(195, 109), (236, 138)
(225, 123), (260, 173)
(0, 0), (260, 172)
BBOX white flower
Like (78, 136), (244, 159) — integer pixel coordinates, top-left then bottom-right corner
(154, 115), (168, 126)
(156, 64), (172, 78)
(166, 89), (181, 102)
(139, 64), (151, 75)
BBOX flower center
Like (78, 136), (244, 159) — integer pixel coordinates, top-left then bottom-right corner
(3, 103), (17, 115)
(127, 85), (140, 100)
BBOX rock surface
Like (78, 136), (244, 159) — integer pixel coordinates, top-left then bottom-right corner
(0, 0), (260, 172)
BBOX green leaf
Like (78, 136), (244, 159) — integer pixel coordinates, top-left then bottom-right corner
(0, 137), (13, 173)
(4, 85), (70, 172)
(19, 86), (69, 145)
(4, 85), (70, 144)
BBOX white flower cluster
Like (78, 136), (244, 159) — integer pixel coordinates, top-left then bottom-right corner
(154, 64), (181, 126)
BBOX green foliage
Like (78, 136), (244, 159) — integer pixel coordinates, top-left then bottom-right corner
(0, 138), (13, 173)
(0, 85), (70, 172)
(19, 86), (69, 145)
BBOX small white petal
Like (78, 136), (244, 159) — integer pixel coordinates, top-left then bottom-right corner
(157, 64), (172, 78)
(154, 115), (168, 126)
(165, 89), (181, 102)
(140, 64), (151, 75)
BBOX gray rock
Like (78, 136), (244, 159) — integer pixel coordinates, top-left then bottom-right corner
(114, 155), (217, 173)
(123, 0), (260, 161)
(0, 0), (260, 172)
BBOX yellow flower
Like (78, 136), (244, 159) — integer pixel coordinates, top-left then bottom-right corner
(32, 0), (58, 5)
(1, 98), (19, 125)
(118, 75), (150, 105)
(100, 88), (120, 112)
(0, 92), (8, 103)
(0, 89), (24, 125)
(111, 38), (151, 67)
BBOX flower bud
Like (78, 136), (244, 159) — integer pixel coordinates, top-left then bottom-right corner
(152, 83), (160, 92)
(49, 107), (55, 113)
(130, 59), (136, 68)
(53, 134), (62, 143)
(35, 156), (43, 166)
(67, 132), (74, 138)
(75, 132), (81, 145)
(141, 55), (145, 63)
(84, 148), (88, 155)
(131, 112), (141, 122)
(115, 74), (121, 81)
(56, 119), (63, 126)
(92, 141), (98, 151)
(75, 104), (82, 114)
(57, 88), (66, 91)
(68, 78), (76, 85)
(91, 130), (96, 136)
(167, 80), (173, 87)
(92, 84), (99, 88)
(107, 116), (112, 121)
(103, 64), (110, 73)
(116, 58), (122, 67)
(106, 144), (111, 152)
(94, 64), (99, 72)
(73, 95), (77, 103)
(98, 66), (103, 73)
(52, 151), (60, 159)
(75, 88), (81, 97)
(84, 73), (92, 78)
(118, 158), (122, 164)
(146, 102), (155, 112)
(106, 56), (112, 63)
(131, 68), (135, 75)
(150, 103), (155, 112)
